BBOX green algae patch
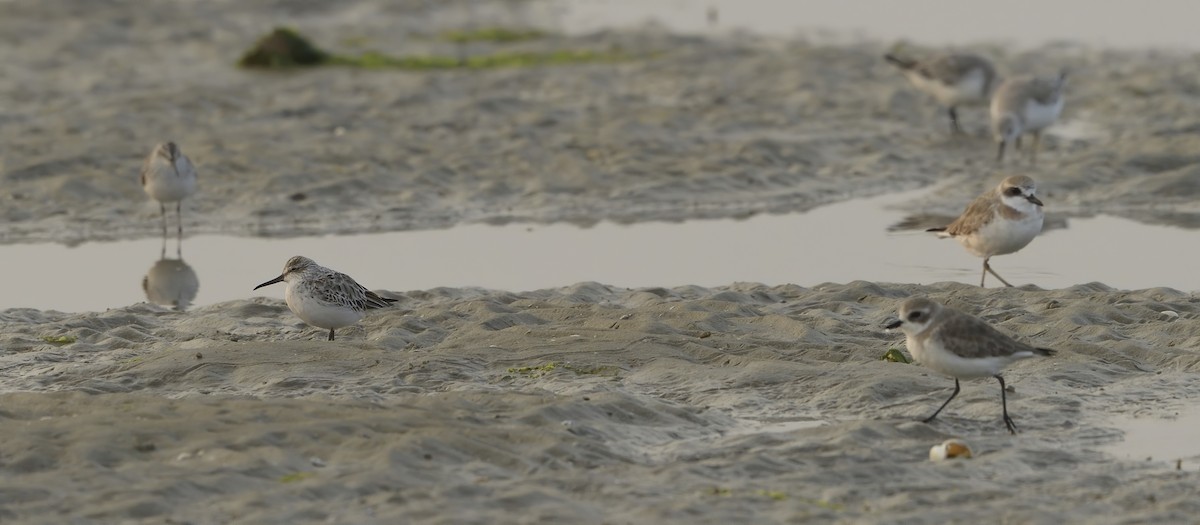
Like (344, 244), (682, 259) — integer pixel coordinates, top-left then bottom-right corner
(238, 27), (329, 69)
(41, 335), (76, 346)
(329, 49), (632, 70)
(279, 471), (316, 483)
(881, 348), (911, 364)
(506, 363), (560, 378)
(440, 28), (549, 43)
(238, 28), (633, 71)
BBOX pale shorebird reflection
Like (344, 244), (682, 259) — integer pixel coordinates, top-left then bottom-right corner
(143, 235), (200, 311)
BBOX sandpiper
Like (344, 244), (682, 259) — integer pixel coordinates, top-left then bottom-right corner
(885, 52), (999, 134)
(886, 297), (1055, 434)
(254, 256), (397, 341)
(928, 176), (1044, 287)
(140, 142), (198, 239)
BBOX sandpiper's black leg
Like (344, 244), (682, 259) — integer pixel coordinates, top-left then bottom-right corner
(923, 378), (961, 423)
(160, 203), (168, 238)
(997, 375), (1018, 434)
(996, 140), (1006, 164)
(328, 329), (336, 341)
(983, 258), (1014, 287)
(176, 201), (183, 241)
(948, 106), (962, 134)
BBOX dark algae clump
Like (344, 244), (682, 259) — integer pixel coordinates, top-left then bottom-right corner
(238, 27), (328, 69)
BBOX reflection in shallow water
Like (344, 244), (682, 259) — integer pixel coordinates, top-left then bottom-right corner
(545, 0), (1200, 49)
(140, 235), (200, 311)
(142, 258), (199, 311)
(4, 186), (1200, 312)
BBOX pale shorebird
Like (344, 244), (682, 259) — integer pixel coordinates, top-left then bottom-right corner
(253, 256), (397, 341)
(884, 52), (999, 134)
(928, 175), (1044, 287)
(991, 71), (1068, 164)
(140, 142), (198, 239)
(885, 297), (1055, 434)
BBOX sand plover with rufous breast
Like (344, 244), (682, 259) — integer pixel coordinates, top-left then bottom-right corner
(991, 70), (1068, 164)
(141, 142), (198, 239)
(254, 256), (397, 341)
(885, 297), (1055, 434)
(928, 175), (1044, 287)
(884, 52), (999, 134)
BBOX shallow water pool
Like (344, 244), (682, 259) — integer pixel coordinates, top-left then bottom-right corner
(2, 186), (1199, 312)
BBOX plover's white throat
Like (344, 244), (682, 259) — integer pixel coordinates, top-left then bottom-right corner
(254, 256), (397, 341)
(928, 175), (1044, 287)
(884, 52), (999, 134)
(885, 297), (1055, 434)
(141, 142), (198, 239)
(991, 71), (1068, 164)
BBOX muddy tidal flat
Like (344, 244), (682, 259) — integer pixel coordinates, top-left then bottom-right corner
(3, 1), (1200, 523)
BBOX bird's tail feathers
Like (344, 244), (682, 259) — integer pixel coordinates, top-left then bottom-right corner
(1034, 347), (1056, 357)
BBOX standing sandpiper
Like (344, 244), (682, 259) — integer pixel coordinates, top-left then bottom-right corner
(886, 297), (1055, 434)
(141, 142), (197, 239)
(991, 71), (1068, 164)
(927, 176), (1045, 287)
(254, 256), (397, 341)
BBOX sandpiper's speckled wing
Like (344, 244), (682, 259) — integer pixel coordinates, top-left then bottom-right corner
(925, 309), (1043, 359)
(914, 54), (992, 86)
(310, 271), (397, 311)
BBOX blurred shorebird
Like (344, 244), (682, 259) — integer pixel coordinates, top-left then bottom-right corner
(885, 52), (999, 134)
(990, 71), (1068, 164)
(140, 142), (197, 239)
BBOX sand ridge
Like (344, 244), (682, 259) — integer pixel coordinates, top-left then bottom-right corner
(2, 281), (1200, 522)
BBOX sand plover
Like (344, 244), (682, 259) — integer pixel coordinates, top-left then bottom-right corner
(885, 297), (1055, 434)
(928, 175), (1044, 287)
(884, 53), (998, 134)
(254, 256), (397, 341)
(991, 71), (1068, 164)
(141, 142), (198, 238)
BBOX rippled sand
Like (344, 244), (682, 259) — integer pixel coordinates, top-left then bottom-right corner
(4, 1), (1200, 523)
(2, 282), (1199, 522)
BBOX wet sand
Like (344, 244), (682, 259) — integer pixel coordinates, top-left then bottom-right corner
(4, 1), (1200, 523)
(5, 1), (1200, 245)
(3, 282), (1200, 522)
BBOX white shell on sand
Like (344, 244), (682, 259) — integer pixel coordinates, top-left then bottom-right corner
(930, 439), (975, 461)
